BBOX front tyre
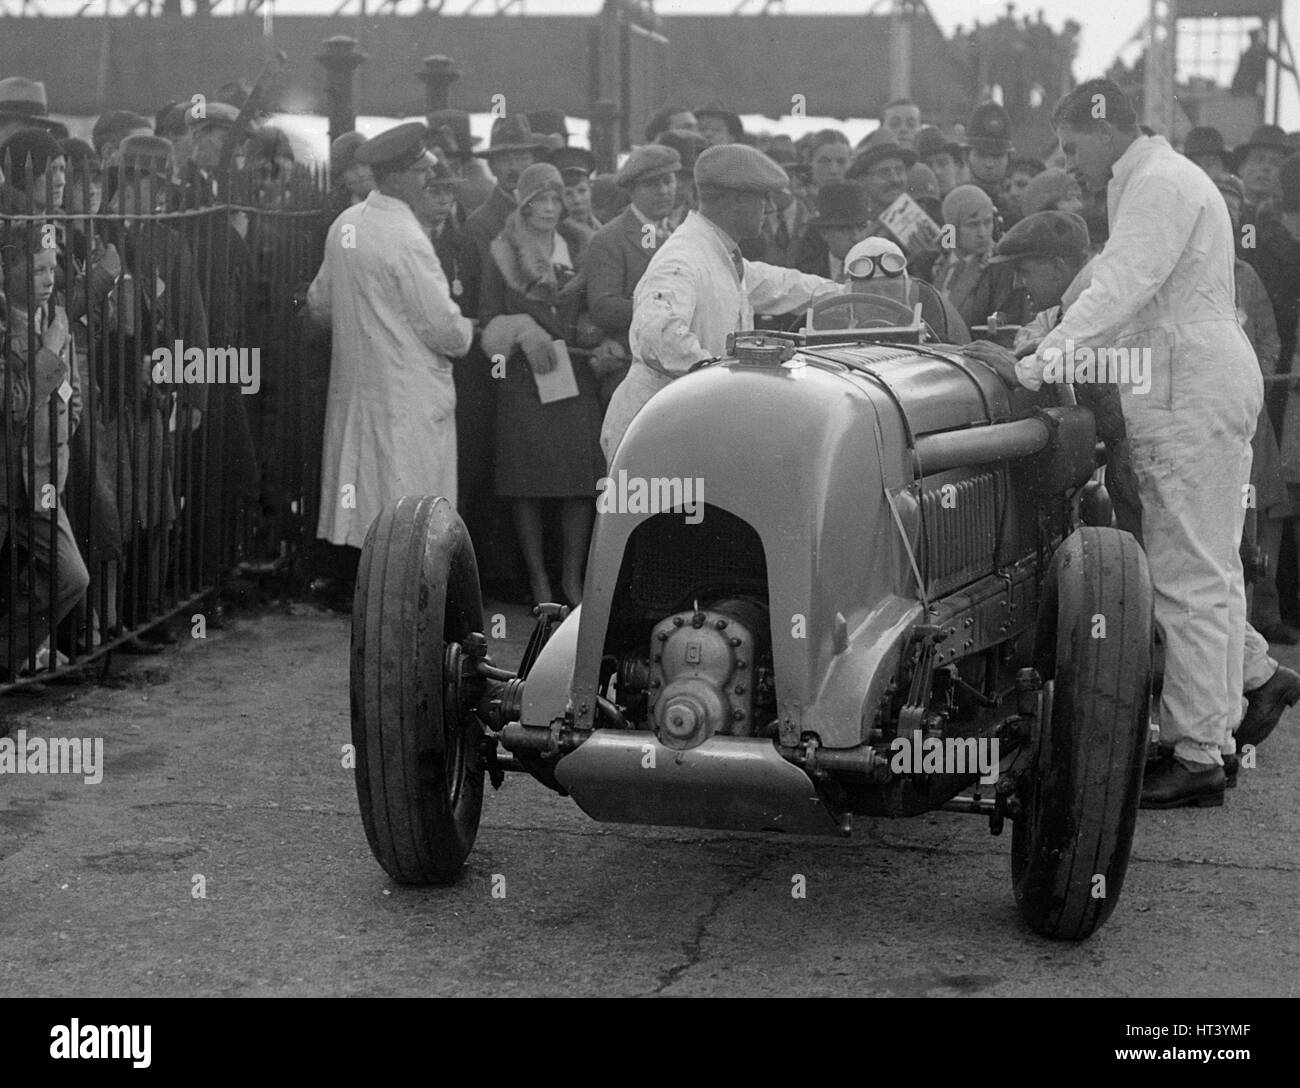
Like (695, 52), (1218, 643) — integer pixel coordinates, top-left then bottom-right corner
(1012, 527), (1152, 940)
(351, 496), (485, 884)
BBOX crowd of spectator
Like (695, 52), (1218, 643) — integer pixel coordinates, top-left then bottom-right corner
(0, 74), (314, 679)
(314, 95), (1300, 639)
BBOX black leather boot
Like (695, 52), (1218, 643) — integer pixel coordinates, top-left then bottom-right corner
(1140, 759), (1225, 809)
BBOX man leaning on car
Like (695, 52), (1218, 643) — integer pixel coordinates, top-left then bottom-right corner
(1014, 81), (1268, 809)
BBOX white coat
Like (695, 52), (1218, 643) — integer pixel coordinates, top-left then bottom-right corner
(600, 211), (834, 462)
(1019, 135), (1264, 761)
(308, 192), (473, 548)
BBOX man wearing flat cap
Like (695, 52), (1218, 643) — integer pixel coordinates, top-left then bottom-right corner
(92, 111), (153, 172)
(600, 144), (837, 461)
(584, 143), (681, 411)
(178, 100), (243, 208)
(964, 211), (1142, 543)
(307, 121), (473, 562)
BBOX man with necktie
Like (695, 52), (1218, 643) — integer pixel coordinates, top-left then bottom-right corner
(584, 144), (681, 414)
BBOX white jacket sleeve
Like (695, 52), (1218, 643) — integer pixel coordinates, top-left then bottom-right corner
(630, 260), (710, 376)
(397, 238), (473, 360)
(1019, 173), (1198, 389)
(744, 260), (837, 316)
(306, 227), (334, 327)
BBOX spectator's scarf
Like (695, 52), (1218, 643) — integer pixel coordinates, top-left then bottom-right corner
(490, 210), (579, 303)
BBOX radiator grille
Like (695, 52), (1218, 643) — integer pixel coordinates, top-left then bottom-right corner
(625, 508), (768, 615)
(920, 471), (1004, 596)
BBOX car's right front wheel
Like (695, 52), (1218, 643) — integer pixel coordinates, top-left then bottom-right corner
(1012, 526), (1153, 940)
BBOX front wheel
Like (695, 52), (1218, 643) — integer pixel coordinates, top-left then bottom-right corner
(351, 495), (485, 884)
(1012, 526), (1152, 940)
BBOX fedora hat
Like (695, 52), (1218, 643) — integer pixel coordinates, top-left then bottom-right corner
(474, 114), (549, 158)
(807, 180), (871, 228)
(695, 102), (745, 143)
(525, 107), (568, 152)
(0, 77), (67, 137)
(425, 108), (479, 159)
(1232, 124), (1291, 171)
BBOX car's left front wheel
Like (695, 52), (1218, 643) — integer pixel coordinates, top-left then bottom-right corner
(350, 495), (485, 885)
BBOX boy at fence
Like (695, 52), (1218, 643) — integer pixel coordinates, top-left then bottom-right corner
(0, 222), (89, 676)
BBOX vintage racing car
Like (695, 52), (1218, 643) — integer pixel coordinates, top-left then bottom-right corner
(349, 295), (1153, 941)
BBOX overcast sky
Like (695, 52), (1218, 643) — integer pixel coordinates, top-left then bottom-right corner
(38, 0), (1300, 126)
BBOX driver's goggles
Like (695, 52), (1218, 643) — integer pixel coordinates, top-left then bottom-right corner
(845, 251), (908, 278)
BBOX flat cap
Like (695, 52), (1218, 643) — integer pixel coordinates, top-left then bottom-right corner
(355, 122), (431, 172)
(846, 137), (918, 179)
(693, 143), (788, 193)
(987, 210), (1089, 264)
(526, 107), (568, 151)
(186, 100), (241, 130)
(615, 143), (680, 188)
(118, 133), (174, 177)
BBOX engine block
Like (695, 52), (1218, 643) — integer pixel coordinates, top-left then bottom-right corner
(648, 598), (767, 750)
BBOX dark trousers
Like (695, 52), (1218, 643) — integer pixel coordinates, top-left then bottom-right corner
(0, 504), (91, 671)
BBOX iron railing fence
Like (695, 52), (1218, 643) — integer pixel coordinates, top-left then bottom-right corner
(0, 152), (329, 690)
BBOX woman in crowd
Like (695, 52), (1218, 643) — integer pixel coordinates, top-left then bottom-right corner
(930, 184), (996, 328)
(0, 222), (90, 675)
(479, 162), (604, 607)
